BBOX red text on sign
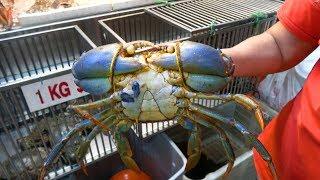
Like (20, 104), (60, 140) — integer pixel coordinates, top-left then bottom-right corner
(48, 81), (71, 100)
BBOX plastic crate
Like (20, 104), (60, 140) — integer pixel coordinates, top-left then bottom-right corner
(54, 130), (186, 180)
(200, 151), (256, 180)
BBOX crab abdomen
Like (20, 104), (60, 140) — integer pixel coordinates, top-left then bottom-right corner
(121, 70), (178, 122)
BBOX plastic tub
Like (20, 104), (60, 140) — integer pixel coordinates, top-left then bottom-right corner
(200, 151), (256, 180)
(165, 100), (276, 180)
(58, 130), (187, 180)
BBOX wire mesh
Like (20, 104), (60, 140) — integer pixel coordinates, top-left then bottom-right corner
(0, 26), (116, 179)
(0, 7), (146, 47)
(0, 26), (95, 88)
(99, 11), (191, 44)
(146, 0), (282, 33)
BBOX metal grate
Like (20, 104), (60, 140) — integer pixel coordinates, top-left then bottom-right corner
(99, 11), (191, 44)
(0, 26), (95, 88)
(146, 0), (282, 34)
(0, 8), (146, 46)
(0, 91), (116, 179)
(190, 17), (276, 48)
(0, 26), (117, 179)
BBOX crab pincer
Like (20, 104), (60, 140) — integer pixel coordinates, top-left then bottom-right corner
(72, 43), (144, 95)
(150, 41), (234, 76)
(149, 41), (235, 93)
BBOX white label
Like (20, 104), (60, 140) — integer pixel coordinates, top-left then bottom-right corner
(21, 74), (88, 112)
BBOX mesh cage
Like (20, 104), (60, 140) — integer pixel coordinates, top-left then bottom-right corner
(0, 26), (95, 86)
(99, 11), (191, 44)
(0, 26), (116, 179)
(146, 0), (282, 34)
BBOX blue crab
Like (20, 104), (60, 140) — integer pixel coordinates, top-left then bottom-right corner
(39, 40), (277, 179)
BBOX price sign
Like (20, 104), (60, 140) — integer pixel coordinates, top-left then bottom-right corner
(21, 73), (88, 112)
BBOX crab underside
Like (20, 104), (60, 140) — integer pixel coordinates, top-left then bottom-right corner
(39, 40), (277, 179)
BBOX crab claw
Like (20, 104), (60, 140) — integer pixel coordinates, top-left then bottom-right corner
(74, 78), (111, 95)
(72, 43), (143, 80)
(72, 43), (144, 95)
(186, 73), (231, 93)
(150, 41), (234, 77)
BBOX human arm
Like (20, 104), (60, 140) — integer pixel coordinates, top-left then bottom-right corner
(222, 22), (318, 77)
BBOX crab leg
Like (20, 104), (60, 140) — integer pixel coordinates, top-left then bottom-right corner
(176, 116), (201, 172)
(73, 107), (145, 175)
(173, 88), (264, 130)
(193, 94), (264, 130)
(68, 93), (120, 111)
(113, 120), (140, 171)
(184, 113), (235, 176)
(68, 94), (121, 130)
(186, 125), (201, 172)
(188, 103), (277, 179)
(38, 108), (115, 179)
(38, 120), (92, 180)
(70, 108), (109, 131)
(75, 115), (119, 176)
